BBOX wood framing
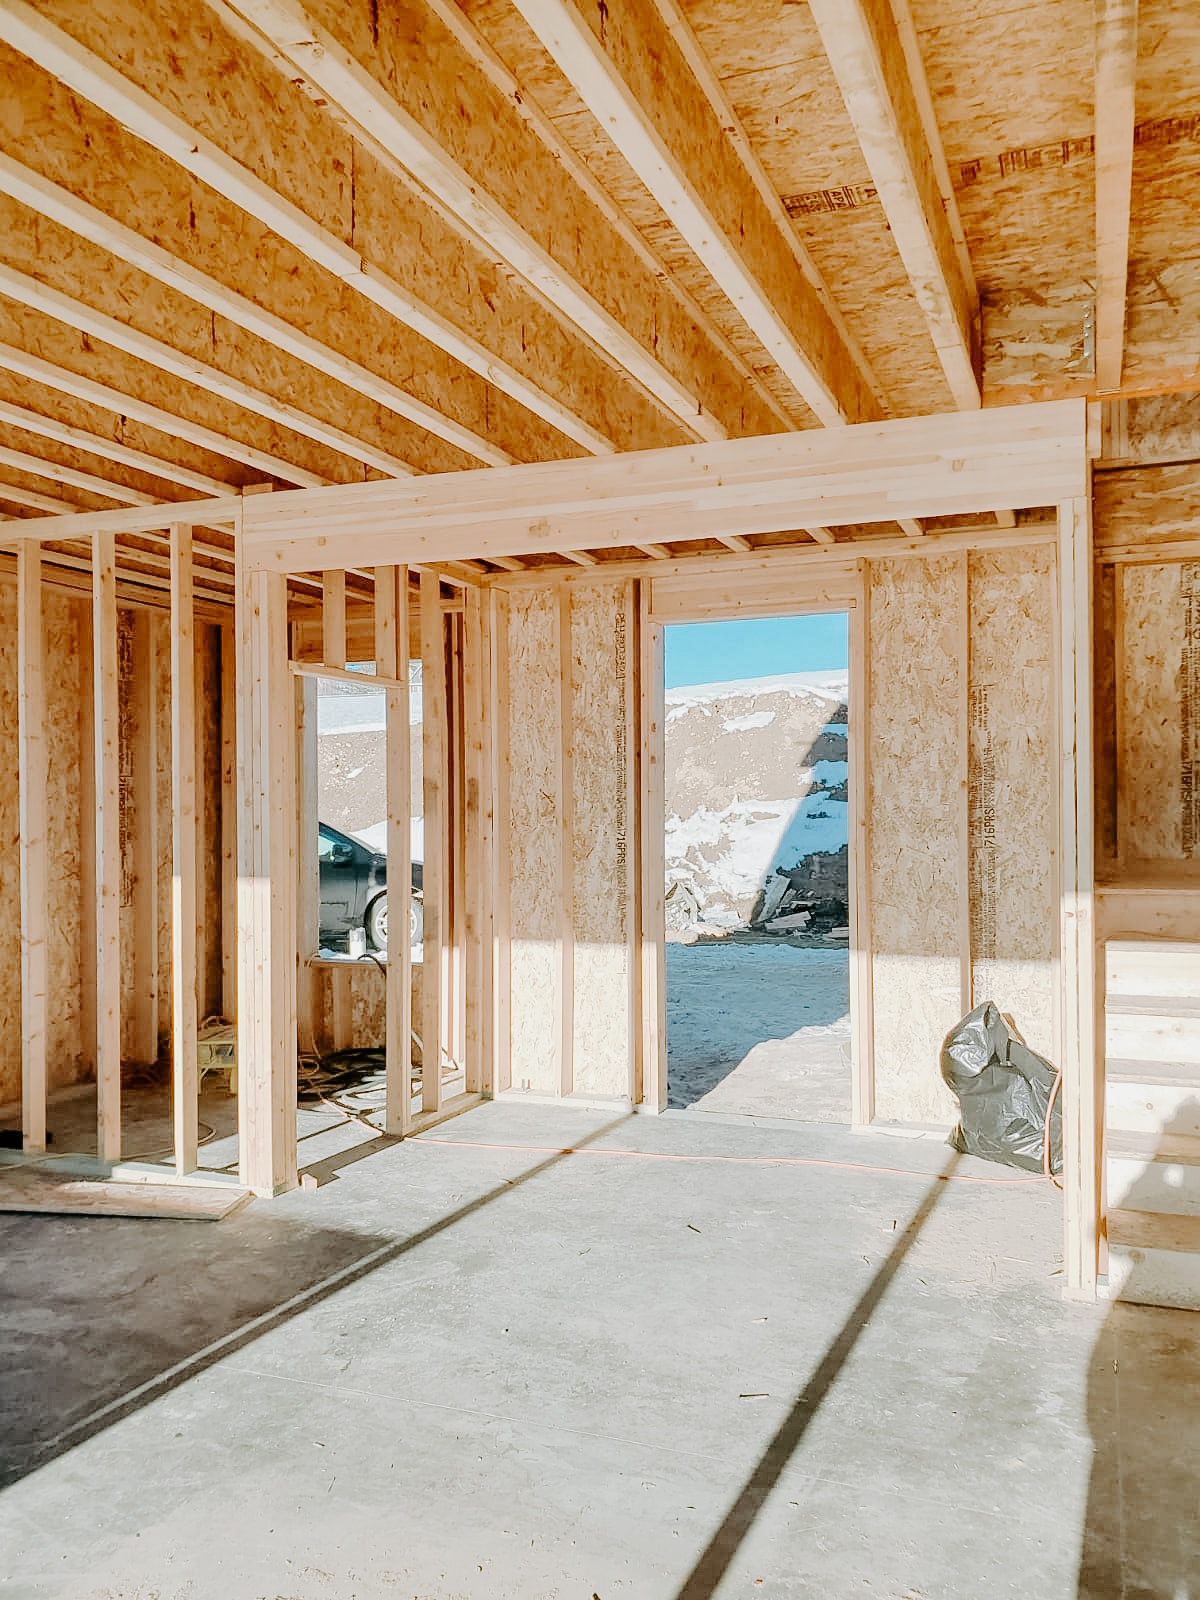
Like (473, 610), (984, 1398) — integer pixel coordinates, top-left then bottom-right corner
(511, 0), (881, 426)
(1057, 495), (1100, 1297)
(1094, 0), (1139, 392)
(169, 522), (199, 1174)
(17, 540), (47, 1151)
(420, 568), (447, 1115)
(240, 402), (1088, 573)
(236, 557), (297, 1195)
(376, 563), (414, 1134)
(807, 0), (979, 408)
(92, 529), (122, 1162)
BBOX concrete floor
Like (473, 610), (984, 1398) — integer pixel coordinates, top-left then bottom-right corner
(1, 1101), (1197, 1600)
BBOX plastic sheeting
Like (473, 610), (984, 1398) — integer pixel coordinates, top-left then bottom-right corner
(941, 1001), (1062, 1175)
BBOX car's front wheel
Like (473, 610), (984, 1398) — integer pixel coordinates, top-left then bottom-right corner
(366, 893), (388, 953)
(410, 891), (424, 949)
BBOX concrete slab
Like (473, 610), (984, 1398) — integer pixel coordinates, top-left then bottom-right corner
(1, 1102), (1197, 1599)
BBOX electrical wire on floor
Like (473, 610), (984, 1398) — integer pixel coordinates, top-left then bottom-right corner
(411, 1136), (1066, 1188)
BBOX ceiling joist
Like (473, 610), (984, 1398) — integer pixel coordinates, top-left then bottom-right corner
(0, 262), (418, 479)
(807, 0), (980, 409)
(0, 152), (514, 469)
(510, 0), (881, 427)
(0, 339), (329, 488)
(220, 0), (787, 443)
(0, 397), (231, 497)
(0, 0), (624, 458)
(1094, 0), (1139, 392)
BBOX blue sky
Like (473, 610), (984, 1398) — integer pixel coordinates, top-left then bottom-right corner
(664, 612), (848, 689)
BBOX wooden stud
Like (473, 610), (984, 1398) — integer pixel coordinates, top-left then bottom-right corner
(621, 579), (641, 1106)
(236, 553), (298, 1195)
(957, 552), (973, 1015)
(490, 587), (513, 1096)
(1056, 496), (1099, 1298)
(637, 582), (667, 1111)
(376, 564), (414, 1133)
(1094, 0), (1138, 392)
(17, 540), (47, 1152)
(169, 522), (199, 1174)
(219, 626), (238, 1021)
(322, 569), (347, 669)
(78, 583), (97, 1087)
(558, 583), (575, 1098)
(420, 568), (447, 1114)
(449, 613), (468, 1073)
(126, 611), (160, 1064)
(295, 673), (320, 1057)
(93, 528), (122, 1161)
(462, 583), (493, 1097)
(848, 564), (875, 1126)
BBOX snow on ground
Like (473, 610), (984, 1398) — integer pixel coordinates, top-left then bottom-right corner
(665, 668), (849, 718)
(665, 796), (848, 924)
(668, 942), (850, 1122)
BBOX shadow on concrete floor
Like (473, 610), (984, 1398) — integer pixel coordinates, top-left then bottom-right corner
(0, 1114), (630, 1490)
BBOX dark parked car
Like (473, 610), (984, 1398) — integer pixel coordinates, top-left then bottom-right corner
(318, 821), (423, 953)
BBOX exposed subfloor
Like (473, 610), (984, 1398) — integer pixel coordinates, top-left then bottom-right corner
(1, 1100), (1197, 1600)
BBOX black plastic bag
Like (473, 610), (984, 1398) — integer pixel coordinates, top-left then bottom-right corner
(940, 1001), (1062, 1175)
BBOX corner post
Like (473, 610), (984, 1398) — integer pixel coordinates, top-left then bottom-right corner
(236, 533), (297, 1195)
(1057, 494), (1099, 1296)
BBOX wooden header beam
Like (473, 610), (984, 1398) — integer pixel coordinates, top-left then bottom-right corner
(239, 400), (1088, 572)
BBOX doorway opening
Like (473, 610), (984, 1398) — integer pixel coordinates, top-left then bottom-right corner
(663, 611), (852, 1122)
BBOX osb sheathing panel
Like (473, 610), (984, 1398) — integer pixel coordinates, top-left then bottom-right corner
(867, 556), (962, 1125)
(0, 582), (86, 1107)
(506, 589), (562, 1094)
(1095, 463), (1200, 553)
(33, 0), (685, 456)
(911, 0), (1095, 400)
(967, 549), (1055, 1064)
(569, 583), (633, 1099)
(1118, 563), (1200, 863)
(0, 581), (19, 1103)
